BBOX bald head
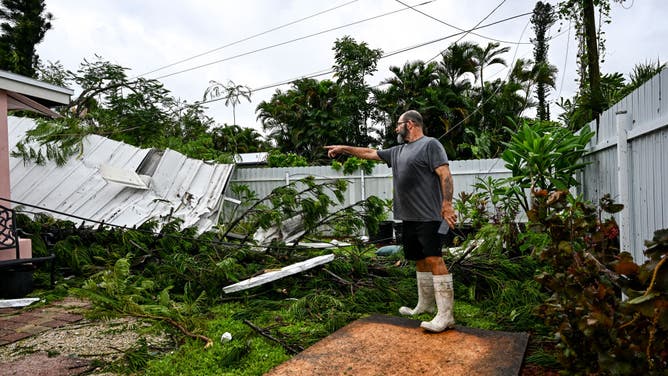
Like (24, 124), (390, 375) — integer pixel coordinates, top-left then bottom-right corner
(400, 110), (424, 128)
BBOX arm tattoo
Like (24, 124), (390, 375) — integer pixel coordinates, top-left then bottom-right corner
(442, 174), (453, 202)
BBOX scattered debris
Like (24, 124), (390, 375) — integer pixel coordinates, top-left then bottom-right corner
(223, 254), (336, 293)
(220, 332), (232, 344)
(375, 244), (402, 256)
(243, 319), (303, 354)
(0, 297), (40, 308)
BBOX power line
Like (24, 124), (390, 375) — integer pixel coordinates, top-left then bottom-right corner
(394, 0), (530, 45)
(558, 20), (572, 99)
(136, 0), (360, 78)
(151, 1), (436, 81)
(426, 0), (508, 63)
(437, 14), (532, 143)
(197, 9), (536, 106)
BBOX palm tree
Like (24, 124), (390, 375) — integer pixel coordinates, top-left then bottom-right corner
(437, 41), (477, 92)
(472, 42), (510, 89)
(211, 124), (267, 153)
(628, 60), (666, 91)
(257, 78), (346, 162)
(372, 60), (440, 145)
(509, 58), (536, 113)
(508, 58), (556, 116)
(471, 42), (510, 129)
(204, 80), (252, 125)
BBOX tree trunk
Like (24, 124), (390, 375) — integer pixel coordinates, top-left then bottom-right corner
(583, 0), (602, 122)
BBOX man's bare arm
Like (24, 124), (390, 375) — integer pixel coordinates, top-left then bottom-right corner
(324, 145), (381, 161)
(435, 164), (457, 228)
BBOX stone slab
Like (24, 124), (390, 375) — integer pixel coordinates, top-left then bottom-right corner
(266, 314), (529, 376)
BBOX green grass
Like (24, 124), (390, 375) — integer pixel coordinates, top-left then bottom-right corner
(137, 284), (528, 375)
(143, 303), (291, 376)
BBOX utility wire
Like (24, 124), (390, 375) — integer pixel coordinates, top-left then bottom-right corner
(394, 0), (530, 45)
(437, 14), (532, 144)
(197, 9), (535, 106)
(152, 1), (435, 81)
(426, 0), (507, 63)
(252, 9), (570, 98)
(136, 0), (360, 78)
(558, 20), (572, 99)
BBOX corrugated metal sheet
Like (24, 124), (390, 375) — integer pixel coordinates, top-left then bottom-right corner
(579, 67), (668, 263)
(8, 116), (235, 233)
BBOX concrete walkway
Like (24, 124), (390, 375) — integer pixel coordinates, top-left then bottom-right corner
(0, 297), (88, 346)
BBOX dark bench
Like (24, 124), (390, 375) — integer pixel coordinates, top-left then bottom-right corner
(0, 205), (56, 294)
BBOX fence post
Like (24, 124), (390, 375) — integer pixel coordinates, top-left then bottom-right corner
(360, 170), (366, 200)
(616, 110), (631, 253)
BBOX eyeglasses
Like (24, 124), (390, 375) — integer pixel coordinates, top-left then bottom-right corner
(396, 120), (409, 126)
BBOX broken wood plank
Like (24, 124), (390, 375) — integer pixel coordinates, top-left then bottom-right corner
(223, 254), (335, 294)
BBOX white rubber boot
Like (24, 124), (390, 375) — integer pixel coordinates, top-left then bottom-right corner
(399, 272), (435, 316)
(420, 274), (455, 332)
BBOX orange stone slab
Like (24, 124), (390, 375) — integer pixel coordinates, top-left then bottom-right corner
(266, 314), (529, 376)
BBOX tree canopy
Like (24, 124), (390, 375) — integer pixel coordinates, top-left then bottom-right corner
(0, 0), (52, 77)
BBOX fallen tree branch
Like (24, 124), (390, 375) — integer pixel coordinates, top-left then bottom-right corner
(322, 268), (353, 285)
(243, 319), (302, 354)
(134, 313), (213, 349)
(448, 240), (482, 270)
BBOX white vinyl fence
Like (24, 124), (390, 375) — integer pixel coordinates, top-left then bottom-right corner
(578, 67), (668, 263)
(228, 159), (511, 223)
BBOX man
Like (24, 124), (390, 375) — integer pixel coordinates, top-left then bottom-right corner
(325, 110), (457, 332)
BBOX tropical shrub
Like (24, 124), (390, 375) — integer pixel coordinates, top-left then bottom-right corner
(501, 119), (594, 213)
(531, 192), (667, 374)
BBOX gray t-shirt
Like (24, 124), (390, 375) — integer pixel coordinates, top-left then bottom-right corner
(377, 136), (449, 221)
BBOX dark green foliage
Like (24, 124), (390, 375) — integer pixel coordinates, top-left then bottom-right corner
(258, 36), (382, 164)
(212, 124), (270, 154)
(0, 0), (52, 76)
(330, 156), (377, 175)
(266, 150), (308, 167)
(445, 224), (547, 332)
(121, 338), (154, 372)
(20, 177), (550, 375)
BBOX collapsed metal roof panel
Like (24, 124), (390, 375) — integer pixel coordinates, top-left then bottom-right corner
(8, 116), (235, 233)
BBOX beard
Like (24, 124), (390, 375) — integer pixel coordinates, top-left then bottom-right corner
(396, 125), (408, 144)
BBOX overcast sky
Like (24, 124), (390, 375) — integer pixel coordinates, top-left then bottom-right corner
(36, 0), (667, 135)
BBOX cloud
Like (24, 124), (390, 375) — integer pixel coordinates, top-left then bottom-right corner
(36, 0), (667, 133)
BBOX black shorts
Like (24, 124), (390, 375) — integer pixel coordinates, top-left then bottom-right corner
(401, 221), (443, 261)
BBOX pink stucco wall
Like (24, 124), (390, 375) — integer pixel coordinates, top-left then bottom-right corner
(0, 90), (9, 208)
(1, 90), (33, 260)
